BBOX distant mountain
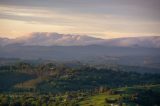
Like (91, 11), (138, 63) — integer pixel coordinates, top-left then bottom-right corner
(0, 32), (160, 48)
(1, 32), (104, 46)
(0, 45), (160, 68)
(0, 37), (13, 46)
(0, 33), (160, 68)
(103, 36), (160, 48)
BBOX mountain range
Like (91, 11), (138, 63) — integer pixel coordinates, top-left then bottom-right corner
(0, 32), (160, 48)
(0, 32), (160, 68)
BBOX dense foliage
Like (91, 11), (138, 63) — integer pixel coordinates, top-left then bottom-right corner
(0, 62), (160, 93)
(37, 67), (160, 92)
(0, 62), (160, 106)
(0, 85), (160, 106)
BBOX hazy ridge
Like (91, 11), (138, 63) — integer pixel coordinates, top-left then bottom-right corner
(0, 32), (160, 48)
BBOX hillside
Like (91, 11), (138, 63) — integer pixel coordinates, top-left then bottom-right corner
(0, 60), (160, 106)
(0, 63), (160, 92)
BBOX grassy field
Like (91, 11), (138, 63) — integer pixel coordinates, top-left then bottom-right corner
(116, 84), (160, 94)
(79, 92), (120, 106)
(79, 84), (160, 106)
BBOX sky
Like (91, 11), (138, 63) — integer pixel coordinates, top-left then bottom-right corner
(0, 0), (160, 39)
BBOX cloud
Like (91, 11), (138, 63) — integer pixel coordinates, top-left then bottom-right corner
(0, 0), (159, 17)
(0, 0), (160, 38)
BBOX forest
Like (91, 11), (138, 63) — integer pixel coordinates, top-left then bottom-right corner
(0, 62), (160, 106)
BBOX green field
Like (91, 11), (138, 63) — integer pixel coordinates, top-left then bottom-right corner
(79, 93), (120, 106)
(79, 84), (160, 106)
